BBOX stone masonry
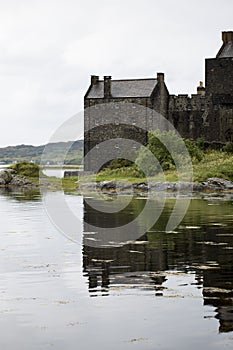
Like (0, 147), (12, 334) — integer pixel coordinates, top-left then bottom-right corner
(84, 31), (233, 171)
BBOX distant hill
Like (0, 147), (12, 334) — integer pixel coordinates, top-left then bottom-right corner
(0, 140), (83, 165)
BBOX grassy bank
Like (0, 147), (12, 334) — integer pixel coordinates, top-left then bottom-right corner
(192, 150), (233, 182)
(7, 151), (233, 193)
(94, 150), (233, 183)
(40, 150), (233, 190)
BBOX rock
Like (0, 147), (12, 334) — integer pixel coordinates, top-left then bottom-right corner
(0, 170), (13, 185)
(133, 182), (148, 192)
(117, 182), (132, 191)
(178, 182), (193, 191)
(149, 182), (194, 192)
(202, 177), (233, 190)
(167, 182), (177, 191)
(0, 178), (5, 185)
(193, 183), (206, 191)
(7, 169), (16, 175)
(76, 178), (233, 195)
(9, 175), (33, 187)
(149, 182), (168, 191)
(98, 181), (117, 190)
(80, 181), (134, 193)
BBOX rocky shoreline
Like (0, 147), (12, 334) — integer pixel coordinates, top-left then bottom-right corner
(79, 177), (233, 195)
(1, 168), (233, 195)
(0, 169), (37, 187)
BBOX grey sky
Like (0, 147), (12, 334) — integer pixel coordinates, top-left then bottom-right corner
(1, 0), (232, 147)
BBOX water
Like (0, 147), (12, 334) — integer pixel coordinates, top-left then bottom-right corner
(0, 165), (79, 178)
(42, 167), (81, 178)
(0, 187), (232, 349)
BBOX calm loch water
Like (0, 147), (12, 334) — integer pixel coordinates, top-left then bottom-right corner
(0, 187), (232, 349)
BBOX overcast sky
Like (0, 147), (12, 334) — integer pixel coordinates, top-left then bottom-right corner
(1, 0), (233, 147)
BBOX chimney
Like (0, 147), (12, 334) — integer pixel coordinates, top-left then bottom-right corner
(197, 81), (205, 96)
(157, 72), (164, 84)
(216, 31), (233, 58)
(91, 75), (99, 85)
(222, 31), (233, 43)
(104, 76), (112, 98)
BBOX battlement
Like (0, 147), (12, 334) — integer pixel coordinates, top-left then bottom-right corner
(169, 93), (207, 111)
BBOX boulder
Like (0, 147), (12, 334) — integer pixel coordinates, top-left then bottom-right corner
(133, 182), (148, 192)
(202, 177), (233, 190)
(0, 170), (13, 185)
(10, 175), (33, 186)
(98, 181), (117, 190)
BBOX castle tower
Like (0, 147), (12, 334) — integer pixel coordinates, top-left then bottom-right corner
(205, 31), (233, 142)
(205, 31), (233, 96)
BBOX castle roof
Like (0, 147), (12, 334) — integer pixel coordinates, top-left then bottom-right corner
(216, 31), (233, 58)
(86, 78), (157, 98)
(217, 41), (233, 58)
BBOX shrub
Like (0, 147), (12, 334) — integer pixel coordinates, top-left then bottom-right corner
(10, 161), (40, 178)
(195, 137), (205, 150)
(223, 142), (233, 154)
(108, 158), (134, 170)
(184, 139), (204, 162)
(99, 164), (143, 178)
(135, 147), (161, 176)
(100, 131), (204, 178)
(136, 130), (196, 176)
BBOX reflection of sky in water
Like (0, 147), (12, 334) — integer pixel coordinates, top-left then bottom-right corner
(42, 167), (78, 178)
(0, 189), (232, 349)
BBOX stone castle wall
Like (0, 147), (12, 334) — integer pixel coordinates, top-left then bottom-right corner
(84, 32), (233, 170)
(84, 79), (170, 171)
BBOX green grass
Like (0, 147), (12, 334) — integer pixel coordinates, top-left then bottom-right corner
(193, 150), (233, 182)
(38, 176), (78, 193)
(94, 150), (233, 183)
(46, 151), (233, 189)
(62, 177), (79, 192)
(7, 151), (233, 192)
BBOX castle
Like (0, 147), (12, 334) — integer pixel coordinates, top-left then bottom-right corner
(84, 31), (233, 171)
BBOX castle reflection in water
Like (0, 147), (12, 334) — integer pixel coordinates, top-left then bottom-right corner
(82, 196), (233, 333)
